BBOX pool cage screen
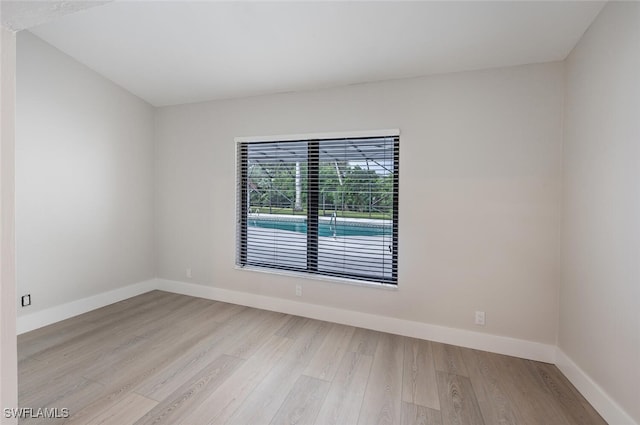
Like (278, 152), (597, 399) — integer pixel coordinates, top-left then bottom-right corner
(236, 134), (399, 285)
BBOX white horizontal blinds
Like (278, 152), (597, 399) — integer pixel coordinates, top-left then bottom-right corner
(315, 138), (396, 282)
(241, 141), (308, 270)
(237, 135), (398, 285)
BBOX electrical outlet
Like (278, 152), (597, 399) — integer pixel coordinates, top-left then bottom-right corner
(21, 294), (31, 307)
(186, 268), (192, 278)
(295, 284), (302, 297)
(475, 311), (485, 326)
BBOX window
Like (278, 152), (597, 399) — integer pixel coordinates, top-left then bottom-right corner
(236, 131), (399, 285)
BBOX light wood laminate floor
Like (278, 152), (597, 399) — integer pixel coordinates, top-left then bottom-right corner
(18, 291), (607, 425)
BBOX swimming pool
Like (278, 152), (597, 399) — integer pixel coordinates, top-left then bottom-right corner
(249, 217), (390, 237)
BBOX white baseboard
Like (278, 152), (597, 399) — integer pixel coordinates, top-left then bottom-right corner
(16, 279), (158, 334)
(555, 348), (638, 425)
(156, 278), (556, 363)
(17, 278), (556, 362)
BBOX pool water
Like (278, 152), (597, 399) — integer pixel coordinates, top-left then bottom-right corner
(249, 218), (390, 237)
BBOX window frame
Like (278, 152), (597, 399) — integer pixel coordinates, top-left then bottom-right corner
(235, 129), (400, 287)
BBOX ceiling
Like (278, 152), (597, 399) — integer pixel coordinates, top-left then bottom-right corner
(0, 1), (110, 31)
(20, 1), (605, 107)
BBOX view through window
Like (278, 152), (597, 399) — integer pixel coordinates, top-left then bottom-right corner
(236, 133), (399, 285)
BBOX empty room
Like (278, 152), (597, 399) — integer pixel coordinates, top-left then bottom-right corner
(0, 1), (638, 424)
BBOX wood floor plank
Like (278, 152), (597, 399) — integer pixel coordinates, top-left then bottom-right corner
(460, 348), (522, 425)
(555, 395), (609, 425)
(275, 315), (310, 339)
(313, 351), (373, 425)
(84, 299), (220, 385)
(225, 319), (331, 425)
(20, 379), (106, 425)
(523, 360), (607, 425)
(134, 306), (266, 401)
(493, 354), (572, 425)
(579, 400), (609, 425)
(63, 309), (230, 424)
(131, 296), (216, 339)
(86, 392), (157, 425)
(133, 355), (242, 425)
(269, 375), (331, 425)
(281, 319), (332, 365)
(19, 371), (104, 414)
(304, 323), (356, 381)
(436, 371), (485, 425)
(176, 334), (293, 425)
(205, 301), (247, 324)
(527, 361), (584, 401)
(17, 291), (170, 361)
(20, 294), (177, 369)
(223, 309), (289, 359)
(83, 291), (178, 327)
(402, 338), (440, 410)
(28, 295), (195, 366)
(357, 333), (404, 425)
(347, 327), (380, 356)
(432, 343), (469, 377)
(401, 402), (443, 425)
(18, 295), (176, 389)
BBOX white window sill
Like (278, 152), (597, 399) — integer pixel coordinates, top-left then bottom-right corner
(235, 264), (399, 291)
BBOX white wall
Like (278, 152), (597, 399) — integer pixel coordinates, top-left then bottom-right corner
(155, 62), (564, 345)
(560, 2), (640, 424)
(15, 32), (155, 315)
(1, 25), (18, 425)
